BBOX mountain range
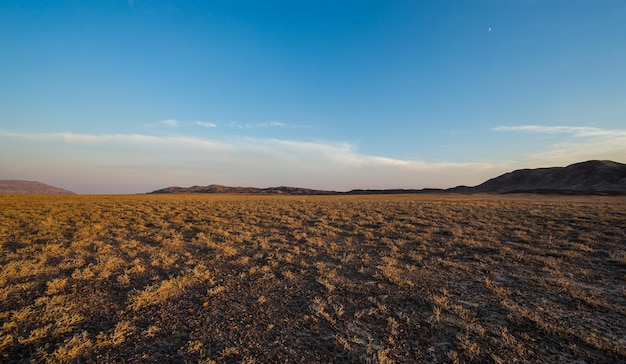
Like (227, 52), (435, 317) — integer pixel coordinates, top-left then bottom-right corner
(2, 160), (624, 195)
(149, 160), (626, 196)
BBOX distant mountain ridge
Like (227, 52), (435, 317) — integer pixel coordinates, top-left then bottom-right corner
(149, 160), (626, 196)
(0, 180), (75, 195)
(453, 160), (626, 195)
(150, 184), (336, 195)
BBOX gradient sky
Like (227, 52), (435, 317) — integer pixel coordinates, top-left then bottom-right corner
(1, 0), (625, 193)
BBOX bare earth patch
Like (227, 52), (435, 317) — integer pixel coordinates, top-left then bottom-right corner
(0, 194), (625, 363)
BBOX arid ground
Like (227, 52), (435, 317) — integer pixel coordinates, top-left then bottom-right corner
(1, 194), (625, 363)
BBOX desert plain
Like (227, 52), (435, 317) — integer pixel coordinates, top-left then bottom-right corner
(0, 194), (625, 363)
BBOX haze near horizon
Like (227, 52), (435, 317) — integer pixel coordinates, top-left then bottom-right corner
(1, 1), (625, 193)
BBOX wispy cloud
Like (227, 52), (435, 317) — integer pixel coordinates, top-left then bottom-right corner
(492, 125), (626, 137)
(253, 138), (493, 170)
(160, 119), (179, 127)
(259, 121), (285, 127)
(225, 120), (319, 130)
(493, 124), (626, 165)
(228, 121), (287, 129)
(0, 130), (232, 150)
(196, 121), (217, 128)
(493, 124), (626, 138)
(0, 129), (498, 193)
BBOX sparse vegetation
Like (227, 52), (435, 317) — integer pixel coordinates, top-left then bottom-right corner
(1, 194), (625, 362)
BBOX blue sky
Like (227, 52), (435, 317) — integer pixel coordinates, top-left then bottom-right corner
(1, 0), (625, 193)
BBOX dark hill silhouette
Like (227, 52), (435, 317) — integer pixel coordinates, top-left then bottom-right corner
(150, 184), (336, 195)
(149, 160), (626, 196)
(0, 180), (75, 194)
(455, 160), (626, 195)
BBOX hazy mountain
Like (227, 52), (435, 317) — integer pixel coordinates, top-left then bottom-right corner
(149, 160), (626, 196)
(0, 180), (75, 194)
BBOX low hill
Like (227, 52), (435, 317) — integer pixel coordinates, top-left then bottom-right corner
(149, 160), (626, 196)
(150, 184), (336, 195)
(0, 180), (75, 194)
(456, 160), (626, 195)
